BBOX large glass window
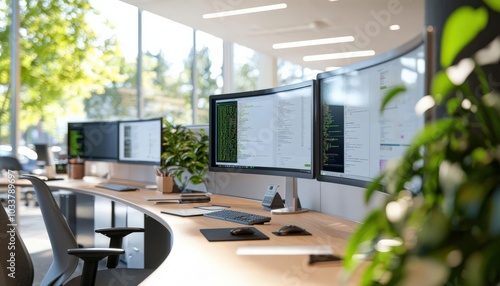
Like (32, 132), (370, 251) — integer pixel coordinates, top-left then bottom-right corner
(277, 59), (320, 86)
(193, 31), (223, 124)
(2, 0), (313, 164)
(234, 44), (259, 92)
(83, 0), (138, 121)
(141, 11), (193, 124)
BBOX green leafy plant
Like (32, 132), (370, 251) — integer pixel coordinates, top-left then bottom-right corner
(343, 4), (500, 286)
(160, 120), (209, 191)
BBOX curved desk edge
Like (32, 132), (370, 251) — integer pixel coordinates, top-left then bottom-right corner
(41, 179), (361, 285)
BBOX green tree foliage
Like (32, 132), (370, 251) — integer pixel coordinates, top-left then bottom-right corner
(84, 49), (188, 122)
(187, 46), (220, 124)
(0, 0), (122, 141)
(84, 56), (136, 120)
(142, 50), (185, 121)
(235, 55), (258, 92)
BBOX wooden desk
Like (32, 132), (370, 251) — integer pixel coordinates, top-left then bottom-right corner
(41, 179), (360, 285)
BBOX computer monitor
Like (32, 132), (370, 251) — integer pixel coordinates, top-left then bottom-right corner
(67, 121), (119, 161)
(34, 144), (57, 178)
(209, 80), (316, 213)
(118, 117), (162, 165)
(316, 36), (425, 188)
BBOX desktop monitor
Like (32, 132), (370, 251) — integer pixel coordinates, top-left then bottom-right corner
(34, 144), (57, 178)
(209, 80), (316, 213)
(118, 117), (162, 165)
(316, 36), (426, 188)
(67, 121), (119, 161)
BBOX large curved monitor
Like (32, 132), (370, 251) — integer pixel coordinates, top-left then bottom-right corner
(209, 80), (316, 179)
(317, 36), (425, 188)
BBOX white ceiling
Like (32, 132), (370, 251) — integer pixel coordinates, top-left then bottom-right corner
(120, 0), (425, 71)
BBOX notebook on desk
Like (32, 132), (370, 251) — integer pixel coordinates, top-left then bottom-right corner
(96, 183), (138, 192)
(31, 175), (64, 181)
(161, 208), (215, 217)
(143, 194), (211, 204)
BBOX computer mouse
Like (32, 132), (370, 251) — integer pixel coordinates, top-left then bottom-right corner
(230, 227), (255, 236)
(277, 225), (306, 235)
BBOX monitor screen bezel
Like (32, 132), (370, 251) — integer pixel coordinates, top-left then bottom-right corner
(117, 117), (163, 166)
(208, 80), (317, 179)
(67, 120), (119, 162)
(316, 35), (425, 187)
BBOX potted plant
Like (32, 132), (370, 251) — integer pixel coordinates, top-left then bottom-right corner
(343, 3), (500, 286)
(159, 119), (209, 192)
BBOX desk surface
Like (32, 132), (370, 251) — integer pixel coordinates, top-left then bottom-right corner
(24, 178), (361, 285)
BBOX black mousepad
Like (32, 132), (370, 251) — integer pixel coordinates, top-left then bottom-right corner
(200, 228), (269, 242)
(272, 230), (312, 236)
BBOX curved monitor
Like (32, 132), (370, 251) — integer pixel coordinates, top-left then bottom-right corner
(317, 36), (425, 188)
(209, 80), (316, 179)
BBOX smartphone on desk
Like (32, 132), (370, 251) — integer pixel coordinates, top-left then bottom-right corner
(179, 196), (211, 203)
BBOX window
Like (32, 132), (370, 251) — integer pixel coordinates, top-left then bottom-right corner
(193, 31), (223, 124)
(278, 59), (320, 86)
(234, 44), (259, 92)
(3, 1), (315, 160)
(141, 11), (193, 124)
(83, 0), (139, 121)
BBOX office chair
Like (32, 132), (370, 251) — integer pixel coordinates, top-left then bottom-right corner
(0, 155), (24, 171)
(0, 204), (34, 286)
(20, 175), (154, 285)
(0, 196), (126, 286)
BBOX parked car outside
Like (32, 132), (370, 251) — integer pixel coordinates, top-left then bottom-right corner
(0, 145), (39, 172)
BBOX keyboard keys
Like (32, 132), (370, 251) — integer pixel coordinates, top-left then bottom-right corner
(203, 209), (271, 225)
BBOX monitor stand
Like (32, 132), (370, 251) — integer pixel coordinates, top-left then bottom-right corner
(44, 164), (63, 181)
(271, 177), (308, 215)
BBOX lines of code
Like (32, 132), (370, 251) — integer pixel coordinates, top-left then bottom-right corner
(216, 101), (238, 162)
(68, 127), (84, 157)
(322, 104), (345, 173)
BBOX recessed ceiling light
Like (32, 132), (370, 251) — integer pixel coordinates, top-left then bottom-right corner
(303, 50), (375, 62)
(273, 36), (354, 49)
(202, 3), (287, 19)
(390, 25), (400, 31)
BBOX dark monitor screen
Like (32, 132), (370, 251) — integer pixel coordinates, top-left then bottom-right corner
(34, 144), (55, 166)
(209, 80), (316, 179)
(118, 117), (162, 165)
(67, 121), (119, 161)
(316, 36), (425, 188)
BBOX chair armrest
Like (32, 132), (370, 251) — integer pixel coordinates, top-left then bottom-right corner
(67, 248), (125, 260)
(67, 248), (125, 285)
(95, 227), (145, 238)
(94, 227), (144, 268)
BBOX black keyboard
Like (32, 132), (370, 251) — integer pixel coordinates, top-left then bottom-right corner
(203, 209), (271, 225)
(96, 183), (138, 192)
